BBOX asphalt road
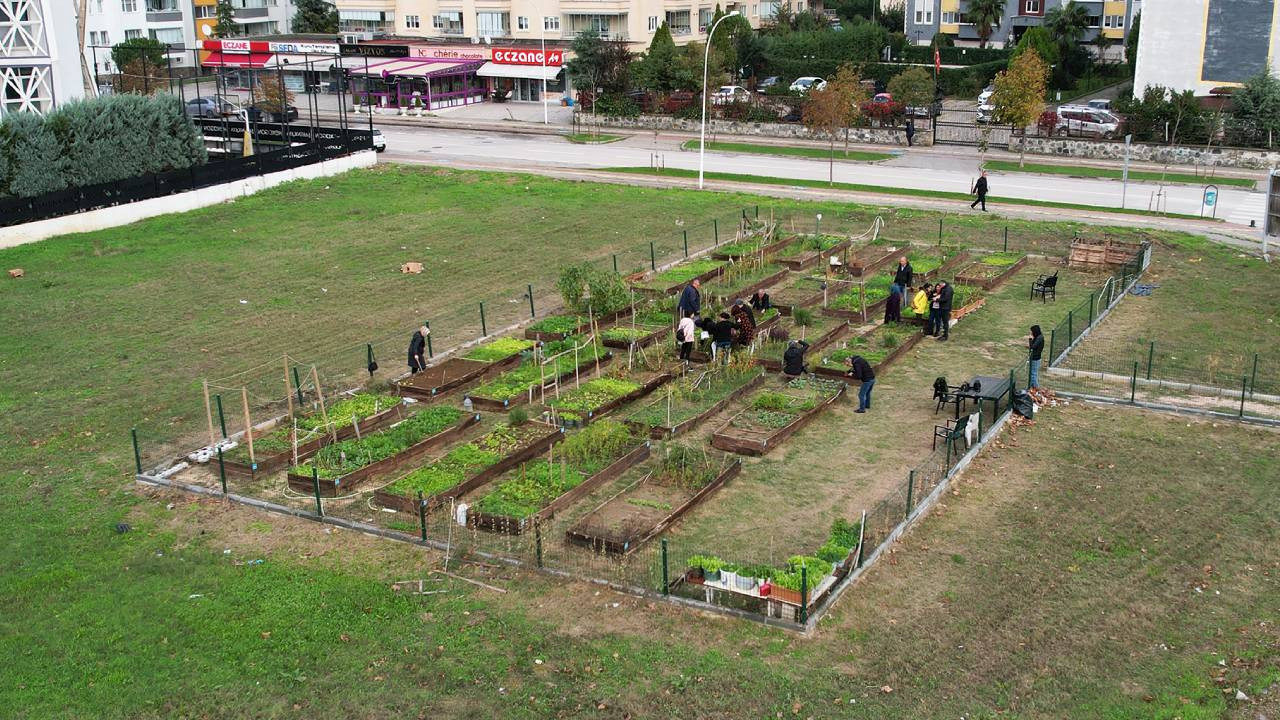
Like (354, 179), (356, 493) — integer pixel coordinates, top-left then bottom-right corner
(376, 124), (1268, 229)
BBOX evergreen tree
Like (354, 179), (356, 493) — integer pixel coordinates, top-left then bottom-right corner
(214, 0), (237, 38)
(111, 37), (166, 70)
(5, 112), (68, 197)
(291, 0), (338, 34)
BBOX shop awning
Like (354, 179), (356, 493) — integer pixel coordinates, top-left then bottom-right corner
(475, 62), (562, 81)
(202, 51), (274, 68)
(345, 58), (482, 78)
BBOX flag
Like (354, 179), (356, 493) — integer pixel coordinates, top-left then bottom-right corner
(934, 48), (941, 75)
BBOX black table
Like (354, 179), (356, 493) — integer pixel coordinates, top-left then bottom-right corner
(955, 374), (1012, 419)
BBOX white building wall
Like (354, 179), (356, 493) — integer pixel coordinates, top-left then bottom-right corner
(0, 0), (85, 116)
(1134, 0), (1280, 96)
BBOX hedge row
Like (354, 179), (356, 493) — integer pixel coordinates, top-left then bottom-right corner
(0, 93), (207, 198)
(899, 45), (1012, 66)
(863, 59), (1008, 97)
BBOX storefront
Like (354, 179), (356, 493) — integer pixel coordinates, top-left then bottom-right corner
(200, 39), (341, 93)
(475, 48), (566, 103)
(343, 56), (486, 111)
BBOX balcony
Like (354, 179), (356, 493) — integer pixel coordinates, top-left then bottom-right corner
(145, 0), (182, 22)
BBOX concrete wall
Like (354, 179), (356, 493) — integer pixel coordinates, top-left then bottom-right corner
(581, 113), (928, 145)
(1134, 0), (1280, 97)
(0, 151), (378, 249)
(1009, 134), (1280, 169)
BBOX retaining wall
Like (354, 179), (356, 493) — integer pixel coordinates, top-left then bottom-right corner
(579, 114), (926, 147)
(1010, 135), (1280, 170)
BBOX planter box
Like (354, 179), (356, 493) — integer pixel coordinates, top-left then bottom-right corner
(468, 351), (615, 411)
(916, 250), (971, 282)
(467, 442), (651, 535)
(900, 296), (987, 327)
(711, 382), (846, 456)
(223, 400), (410, 478)
(777, 238), (853, 271)
(524, 306), (633, 342)
(286, 412), (481, 498)
(601, 324), (671, 350)
(755, 320), (851, 372)
(770, 279), (849, 316)
(565, 458), (743, 556)
(396, 353), (523, 402)
(954, 255), (1027, 290)
(710, 233), (792, 261)
(842, 244), (898, 277)
(706, 266), (791, 305)
(814, 327), (926, 379)
(628, 262), (726, 297)
(821, 295), (889, 322)
(625, 372), (765, 440)
(548, 372), (673, 427)
(372, 422), (564, 514)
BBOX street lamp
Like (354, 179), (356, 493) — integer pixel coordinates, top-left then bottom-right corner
(541, 11), (548, 125)
(698, 10), (740, 190)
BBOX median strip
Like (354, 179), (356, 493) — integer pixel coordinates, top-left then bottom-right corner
(983, 159), (1257, 188)
(680, 139), (894, 163)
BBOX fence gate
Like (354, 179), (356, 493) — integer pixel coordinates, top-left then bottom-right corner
(933, 108), (1014, 147)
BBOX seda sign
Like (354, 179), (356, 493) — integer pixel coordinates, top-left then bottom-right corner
(492, 48), (563, 66)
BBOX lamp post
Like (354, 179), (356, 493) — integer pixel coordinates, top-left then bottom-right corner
(698, 10), (740, 190)
(541, 12), (548, 125)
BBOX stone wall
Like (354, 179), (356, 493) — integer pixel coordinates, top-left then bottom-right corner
(579, 114), (926, 147)
(1010, 135), (1280, 170)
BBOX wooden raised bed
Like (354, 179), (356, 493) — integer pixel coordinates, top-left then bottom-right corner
(711, 383), (846, 456)
(624, 371), (765, 439)
(467, 442), (652, 535)
(900, 295), (987, 327)
(628, 262), (726, 297)
(769, 278), (849, 316)
(706, 266), (791, 305)
(565, 458), (743, 556)
(222, 399), (410, 478)
(814, 327), (926, 379)
(754, 320), (851, 372)
(710, 233), (793, 261)
(842, 244), (898, 277)
(601, 324), (671, 350)
(524, 306), (633, 341)
(548, 372), (673, 427)
(372, 422), (564, 514)
(396, 352), (523, 402)
(915, 250), (971, 282)
(286, 412), (481, 498)
(954, 255), (1028, 290)
(777, 238), (853, 271)
(822, 294), (888, 322)
(1068, 237), (1142, 272)
(468, 351), (615, 411)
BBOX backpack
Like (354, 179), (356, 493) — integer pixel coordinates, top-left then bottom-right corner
(932, 376), (949, 398)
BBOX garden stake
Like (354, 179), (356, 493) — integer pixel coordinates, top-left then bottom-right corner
(214, 394), (227, 438)
(311, 467), (323, 517)
(241, 387), (255, 469)
(612, 254), (618, 273)
(800, 564), (808, 624)
(1130, 362), (1138, 403)
(1239, 376), (1247, 418)
(938, 217), (943, 241)
(905, 471), (915, 520)
(855, 509), (867, 568)
(291, 366), (304, 406)
(527, 284), (535, 318)
(479, 302), (487, 337)
(425, 320), (433, 357)
(310, 367), (334, 443)
(945, 435), (952, 471)
(1146, 341), (1155, 380)
(535, 522), (544, 568)
(683, 230), (688, 258)
(1002, 226), (1008, 252)
(649, 241), (656, 271)
(661, 538), (669, 595)
(202, 380), (216, 448)
(713, 218), (719, 245)
(416, 492), (427, 540)
(131, 428), (142, 474)
(215, 445), (228, 493)
(755, 204), (759, 218)
(1249, 353), (1258, 398)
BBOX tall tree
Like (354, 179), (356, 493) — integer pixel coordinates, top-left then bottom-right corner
(214, 0), (238, 38)
(1124, 11), (1140, 75)
(1044, 0), (1089, 56)
(565, 32), (631, 94)
(886, 66), (934, 110)
(802, 64), (867, 184)
(291, 0), (338, 33)
(967, 0), (1004, 49)
(633, 23), (698, 91)
(1230, 71), (1280, 146)
(1012, 26), (1058, 67)
(990, 49), (1047, 167)
(111, 37), (167, 69)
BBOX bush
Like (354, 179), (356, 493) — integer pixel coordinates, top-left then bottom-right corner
(674, 102), (703, 120)
(744, 104), (781, 123)
(899, 44), (1010, 66)
(2, 112), (67, 197)
(593, 93), (640, 118)
(508, 407), (529, 426)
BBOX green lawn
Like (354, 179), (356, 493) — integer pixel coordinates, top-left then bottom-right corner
(2, 166), (1277, 717)
(681, 139), (895, 163)
(566, 132), (624, 144)
(984, 159), (1259, 188)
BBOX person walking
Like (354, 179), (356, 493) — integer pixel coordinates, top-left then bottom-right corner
(891, 255), (913, 299)
(1028, 324), (1045, 388)
(970, 170), (989, 212)
(677, 279), (701, 322)
(407, 325), (430, 374)
(905, 118), (916, 147)
(677, 312), (697, 363)
(847, 354), (875, 413)
(884, 284), (902, 324)
(935, 280), (954, 341)
(782, 339), (810, 378)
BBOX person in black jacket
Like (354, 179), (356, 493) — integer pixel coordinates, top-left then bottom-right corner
(970, 171), (989, 211)
(750, 290), (771, 312)
(782, 339), (809, 377)
(1028, 324), (1045, 388)
(407, 325), (429, 373)
(935, 281), (954, 341)
(891, 256), (913, 299)
(707, 312), (736, 364)
(847, 354), (875, 412)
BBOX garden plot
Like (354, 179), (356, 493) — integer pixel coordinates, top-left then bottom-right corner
(622, 362), (764, 439)
(372, 420), (563, 513)
(565, 445), (742, 555)
(953, 252), (1029, 290)
(628, 258), (726, 296)
(600, 306), (674, 350)
(711, 376), (846, 456)
(841, 242), (899, 276)
(710, 228), (791, 261)
(703, 261), (789, 305)
(824, 274), (894, 321)
(465, 420), (650, 535)
(775, 234), (853, 271)
(907, 248), (970, 282)
(816, 322), (923, 377)
(467, 336), (612, 411)
(900, 284), (987, 325)
(221, 393), (404, 477)
(286, 405), (477, 497)
(396, 337), (532, 401)
(767, 274), (848, 315)
(752, 310), (851, 372)
(544, 365), (673, 427)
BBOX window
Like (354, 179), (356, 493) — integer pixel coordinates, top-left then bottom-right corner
(1086, 14), (1100, 27)
(125, 28), (142, 40)
(405, 14), (420, 28)
(432, 11), (463, 34)
(476, 12), (509, 35)
(517, 15), (529, 29)
(941, 11), (957, 23)
(648, 15), (657, 31)
(698, 7), (713, 27)
(150, 27), (183, 44)
(121, 0), (137, 11)
(543, 15), (559, 30)
(195, 4), (215, 17)
(1103, 14), (1123, 28)
(912, 0), (932, 24)
(1024, 0), (1040, 12)
(760, 1), (779, 19)
(89, 31), (110, 46)
(751, 4), (758, 16)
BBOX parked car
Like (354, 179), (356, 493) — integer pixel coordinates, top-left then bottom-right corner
(710, 85), (752, 105)
(757, 76), (782, 91)
(372, 128), (386, 152)
(246, 103), (300, 123)
(906, 101), (941, 118)
(977, 85), (994, 106)
(872, 92), (893, 104)
(1086, 98), (1112, 112)
(184, 96), (240, 118)
(1055, 105), (1120, 139)
(789, 76), (827, 93)
(976, 103), (996, 123)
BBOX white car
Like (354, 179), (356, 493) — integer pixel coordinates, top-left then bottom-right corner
(976, 103), (996, 123)
(977, 85), (994, 105)
(1055, 106), (1120, 139)
(372, 128), (386, 152)
(789, 76), (828, 93)
(710, 85), (752, 105)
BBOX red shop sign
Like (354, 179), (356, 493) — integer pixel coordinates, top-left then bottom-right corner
(492, 48), (563, 66)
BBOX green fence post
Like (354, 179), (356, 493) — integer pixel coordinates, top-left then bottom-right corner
(131, 428), (142, 474)
(417, 492), (427, 542)
(1008, 368), (1016, 409)
(527, 284), (535, 318)
(1003, 226), (1008, 252)
(612, 254), (618, 274)
(214, 394), (227, 438)
(660, 538), (669, 595)
(1130, 361), (1138, 403)
(683, 230), (689, 258)
(1249, 353), (1258, 398)
(1067, 309), (1073, 345)
(217, 446), (227, 494)
(291, 366), (304, 405)
(479, 302), (487, 337)
(945, 435), (952, 471)
(1146, 341), (1155, 380)
(425, 320), (433, 358)
(1048, 329), (1057, 366)
(311, 467), (323, 517)
(938, 217), (943, 241)
(650, 241), (656, 271)
(905, 470), (915, 520)
(800, 563), (809, 624)
(755, 205), (759, 218)
(1239, 376), (1248, 418)
(713, 218), (719, 245)
(535, 521), (544, 567)
(1088, 292), (1095, 327)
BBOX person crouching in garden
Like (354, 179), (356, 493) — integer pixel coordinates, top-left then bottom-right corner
(783, 339), (810, 378)
(847, 353), (875, 413)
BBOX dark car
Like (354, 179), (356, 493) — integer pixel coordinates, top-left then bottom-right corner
(246, 103), (299, 123)
(757, 75), (782, 91)
(184, 96), (239, 118)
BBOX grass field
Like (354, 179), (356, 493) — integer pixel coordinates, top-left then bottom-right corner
(2, 165), (1277, 718)
(566, 132), (624, 144)
(682, 139), (895, 163)
(983, 159), (1259, 188)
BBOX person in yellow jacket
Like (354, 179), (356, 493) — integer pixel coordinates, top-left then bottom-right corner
(909, 285), (930, 318)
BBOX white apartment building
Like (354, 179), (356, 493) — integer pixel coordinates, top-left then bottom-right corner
(1133, 0), (1279, 96)
(1, 0), (85, 116)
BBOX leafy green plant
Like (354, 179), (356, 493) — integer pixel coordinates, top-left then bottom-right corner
(226, 393), (401, 463)
(527, 315), (583, 335)
(624, 361), (761, 429)
(792, 307), (814, 326)
(385, 422), (548, 498)
(830, 518), (861, 548)
(626, 497), (671, 511)
(557, 263), (631, 315)
(294, 405), (464, 480)
(508, 407), (529, 426)
(472, 337), (606, 401)
(829, 274), (893, 311)
(549, 377), (641, 419)
(640, 259), (723, 288)
(980, 251), (1024, 266)
(686, 555), (725, 573)
(462, 337), (534, 363)
(656, 445), (719, 491)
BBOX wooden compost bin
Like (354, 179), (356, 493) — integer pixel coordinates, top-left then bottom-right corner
(548, 372), (673, 427)
(1068, 238), (1142, 272)
(624, 372), (765, 440)
(954, 255), (1028, 290)
(565, 459), (743, 556)
(467, 442), (652, 535)
(372, 422), (564, 514)
(777, 238), (854, 271)
(468, 351), (615, 411)
(396, 352), (523, 402)
(222, 400), (410, 478)
(286, 412), (481, 498)
(711, 383), (846, 456)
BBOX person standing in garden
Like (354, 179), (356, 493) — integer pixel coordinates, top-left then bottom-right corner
(708, 312), (736, 364)
(677, 279), (701, 322)
(847, 354), (875, 413)
(910, 285), (930, 320)
(935, 281), (954, 341)
(407, 325), (429, 374)
(891, 256), (913, 300)
(730, 301), (755, 348)
(677, 312), (697, 363)
(1028, 325), (1045, 388)
(884, 284), (903, 323)
(927, 284), (942, 337)
(970, 170), (990, 212)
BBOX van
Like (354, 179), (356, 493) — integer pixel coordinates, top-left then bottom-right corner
(1055, 106), (1120, 139)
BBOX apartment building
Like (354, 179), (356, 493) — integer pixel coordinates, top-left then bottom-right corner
(905, 0), (1135, 51)
(337, 0), (777, 50)
(1, 0), (84, 116)
(1134, 0), (1279, 96)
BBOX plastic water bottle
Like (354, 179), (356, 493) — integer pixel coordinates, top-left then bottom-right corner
(463, 397), (473, 412)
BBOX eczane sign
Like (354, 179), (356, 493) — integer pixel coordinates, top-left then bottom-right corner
(492, 48), (563, 66)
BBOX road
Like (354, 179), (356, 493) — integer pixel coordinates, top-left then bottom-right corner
(375, 124), (1268, 230)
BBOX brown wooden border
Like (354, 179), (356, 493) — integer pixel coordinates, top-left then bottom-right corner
(711, 383), (846, 456)
(844, 244), (898, 277)
(899, 295), (987, 327)
(770, 278), (849, 316)
(396, 353), (523, 402)
(813, 326), (926, 379)
(601, 324), (671, 350)
(468, 351), (615, 411)
(624, 371), (765, 440)
(707, 266), (791, 305)
(549, 372), (673, 427)
(954, 255), (1028, 290)
(524, 306), (634, 341)
(916, 250), (971, 283)
(755, 320), (851, 372)
(629, 262), (727, 297)
(710, 233), (792, 261)
(777, 238), (853, 271)
(222, 400), (410, 478)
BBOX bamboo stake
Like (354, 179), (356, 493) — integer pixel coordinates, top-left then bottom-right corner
(310, 365), (334, 443)
(291, 420), (298, 466)
(284, 355), (294, 421)
(241, 386), (255, 466)
(352, 415), (361, 441)
(202, 379), (215, 448)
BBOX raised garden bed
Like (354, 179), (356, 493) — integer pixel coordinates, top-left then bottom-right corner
(711, 376), (846, 456)
(622, 363), (765, 439)
(910, 249), (971, 282)
(710, 231), (791, 261)
(601, 323), (670, 349)
(767, 276), (848, 316)
(373, 421), (563, 513)
(901, 285), (987, 326)
(396, 337), (530, 401)
(546, 371), (672, 426)
(775, 235), (852, 271)
(524, 306), (634, 341)
(566, 446), (742, 555)
(467, 421), (650, 535)
(842, 243), (899, 277)
(816, 322), (924, 378)
(752, 311), (851, 372)
(953, 252), (1028, 290)
(468, 337), (612, 411)
(287, 406), (478, 497)
(222, 393), (404, 477)
(823, 274), (894, 321)
(705, 263), (790, 304)
(628, 258), (727, 297)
